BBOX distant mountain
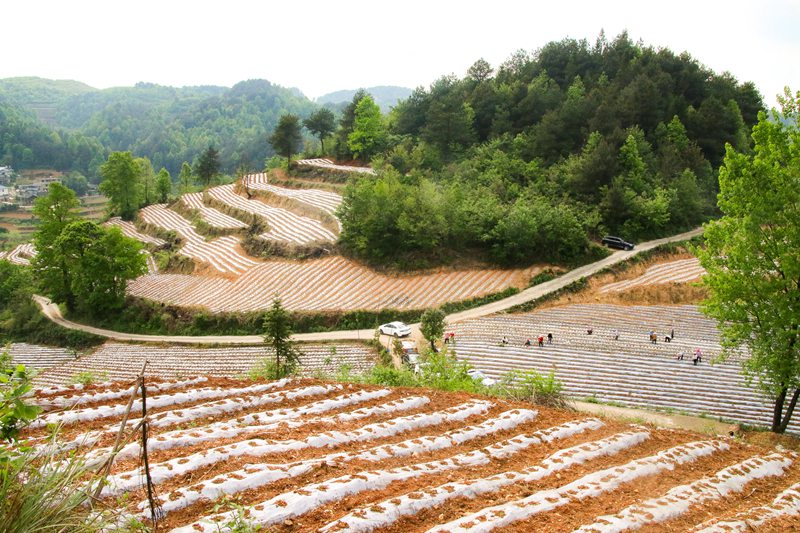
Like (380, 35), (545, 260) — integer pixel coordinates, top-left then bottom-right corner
(0, 77), (96, 126)
(0, 78), (316, 175)
(316, 86), (412, 112)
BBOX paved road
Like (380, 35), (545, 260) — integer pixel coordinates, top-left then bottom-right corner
(34, 227), (703, 345)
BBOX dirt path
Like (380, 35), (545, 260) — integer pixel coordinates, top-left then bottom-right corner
(33, 228), (702, 345)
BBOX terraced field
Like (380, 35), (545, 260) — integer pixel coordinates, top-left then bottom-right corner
(0, 241), (35, 265)
(127, 256), (538, 312)
(599, 257), (705, 293)
(208, 184), (337, 244)
(296, 157), (376, 175)
(243, 172), (342, 217)
(448, 303), (798, 433)
(6, 342), (76, 371)
(140, 204), (258, 275)
(32, 341), (376, 386)
(181, 192), (248, 230)
(18, 379), (800, 531)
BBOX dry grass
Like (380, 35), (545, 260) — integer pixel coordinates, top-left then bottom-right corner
(542, 252), (708, 308)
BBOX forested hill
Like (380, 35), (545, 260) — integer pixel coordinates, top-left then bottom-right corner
(0, 77), (96, 126)
(317, 86), (412, 112)
(0, 78), (316, 176)
(335, 33), (765, 267)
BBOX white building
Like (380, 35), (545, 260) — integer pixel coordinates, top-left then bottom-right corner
(0, 184), (13, 201)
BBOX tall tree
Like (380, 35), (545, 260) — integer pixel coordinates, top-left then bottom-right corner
(269, 114), (302, 170)
(262, 297), (301, 378)
(136, 157), (156, 206)
(178, 161), (193, 193)
(420, 308), (446, 351)
(31, 183), (82, 311)
(196, 146), (220, 186)
(347, 95), (386, 160)
(696, 89), (800, 433)
(50, 221), (146, 316)
(156, 167), (171, 203)
(335, 89), (369, 158)
(99, 151), (142, 220)
(303, 108), (336, 154)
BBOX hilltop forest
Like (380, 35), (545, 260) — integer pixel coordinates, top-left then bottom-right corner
(0, 32), (764, 268)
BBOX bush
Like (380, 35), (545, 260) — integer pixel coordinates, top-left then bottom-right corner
(248, 358), (296, 381)
(492, 368), (567, 408)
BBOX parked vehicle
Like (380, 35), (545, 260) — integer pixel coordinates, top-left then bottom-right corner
(400, 341), (420, 367)
(379, 321), (412, 337)
(601, 235), (635, 250)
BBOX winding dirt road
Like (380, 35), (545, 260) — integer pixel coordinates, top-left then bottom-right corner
(34, 228), (703, 345)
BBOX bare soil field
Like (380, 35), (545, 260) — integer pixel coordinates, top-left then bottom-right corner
(18, 378), (800, 531)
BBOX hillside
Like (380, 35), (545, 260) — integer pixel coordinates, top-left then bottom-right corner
(0, 78), (316, 176)
(317, 85), (412, 112)
(0, 76), (95, 126)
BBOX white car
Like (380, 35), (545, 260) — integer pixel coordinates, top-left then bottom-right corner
(379, 321), (412, 337)
(467, 368), (496, 387)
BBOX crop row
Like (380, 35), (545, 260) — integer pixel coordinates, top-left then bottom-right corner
(599, 257), (705, 293)
(296, 158), (376, 175)
(181, 192), (249, 229)
(243, 172), (342, 215)
(17, 379), (800, 531)
(140, 204), (258, 274)
(127, 255), (536, 312)
(207, 184), (336, 244)
(0, 242), (36, 265)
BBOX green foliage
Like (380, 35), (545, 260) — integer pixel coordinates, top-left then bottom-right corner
(248, 358), (294, 381)
(491, 368), (566, 408)
(0, 356), (41, 441)
(156, 167), (171, 203)
(420, 308), (445, 351)
(62, 172), (89, 196)
(347, 95), (386, 160)
(69, 370), (107, 386)
(262, 298), (301, 378)
(0, 431), (110, 532)
(303, 108), (336, 154)
(269, 114), (303, 170)
(99, 151), (142, 220)
(696, 89), (800, 433)
(195, 146), (220, 186)
(178, 161), (193, 193)
(34, 220), (146, 316)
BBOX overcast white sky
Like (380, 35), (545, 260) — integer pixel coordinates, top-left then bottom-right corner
(3, 0), (798, 108)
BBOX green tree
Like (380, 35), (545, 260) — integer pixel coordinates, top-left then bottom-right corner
(262, 297), (301, 378)
(99, 151), (142, 220)
(31, 183), (82, 310)
(156, 167), (172, 203)
(303, 108), (336, 154)
(347, 95), (386, 160)
(420, 308), (446, 351)
(61, 172), (89, 197)
(269, 114), (303, 170)
(178, 161), (193, 193)
(136, 157), (156, 206)
(32, 183), (81, 244)
(696, 89), (800, 433)
(48, 221), (146, 316)
(196, 146), (220, 186)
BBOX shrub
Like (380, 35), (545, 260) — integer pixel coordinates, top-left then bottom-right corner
(492, 368), (567, 408)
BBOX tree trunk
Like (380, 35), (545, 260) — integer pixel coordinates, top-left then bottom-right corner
(772, 385), (788, 432)
(320, 137), (325, 154)
(430, 340), (436, 352)
(778, 387), (800, 433)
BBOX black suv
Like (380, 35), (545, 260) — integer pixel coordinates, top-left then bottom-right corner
(601, 235), (635, 250)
